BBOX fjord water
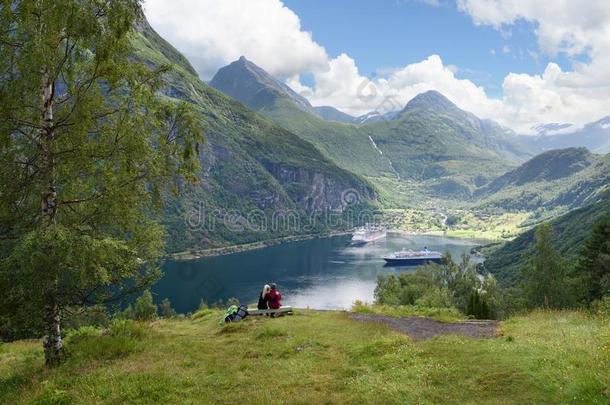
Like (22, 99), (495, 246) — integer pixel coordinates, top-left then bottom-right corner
(154, 234), (484, 312)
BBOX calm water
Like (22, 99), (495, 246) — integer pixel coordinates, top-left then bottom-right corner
(153, 234), (484, 312)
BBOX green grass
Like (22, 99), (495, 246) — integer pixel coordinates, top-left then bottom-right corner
(382, 208), (529, 241)
(352, 301), (464, 323)
(1, 310), (608, 404)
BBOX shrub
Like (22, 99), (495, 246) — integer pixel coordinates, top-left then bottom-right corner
(133, 290), (157, 321)
(64, 326), (101, 345)
(466, 290), (492, 319)
(107, 319), (147, 339)
(375, 254), (478, 311)
(446, 215), (460, 226)
(63, 320), (145, 363)
(119, 304), (135, 320)
(415, 288), (453, 308)
(351, 301), (463, 323)
(160, 298), (176, 319)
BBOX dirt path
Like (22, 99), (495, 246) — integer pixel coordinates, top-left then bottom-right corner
(350, 314), (499, 341)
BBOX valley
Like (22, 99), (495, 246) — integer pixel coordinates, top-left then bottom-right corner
(208, 56), (608, 233)
(129, 21), (610, 303)
(1, 3), (609, 403)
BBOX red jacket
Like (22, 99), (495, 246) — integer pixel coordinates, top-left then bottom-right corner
(267, 289), (282, 309)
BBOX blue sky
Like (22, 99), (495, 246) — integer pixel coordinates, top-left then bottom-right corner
(145, 0), (610, 132)
(283, 0), (560, 97)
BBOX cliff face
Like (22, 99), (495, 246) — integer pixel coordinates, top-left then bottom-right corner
(263, 162), (374, 212)
(132, 20), (375, 252)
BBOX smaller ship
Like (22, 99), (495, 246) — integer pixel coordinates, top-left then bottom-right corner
(351, 224), (387, 246)
(383, 247), (442, 265)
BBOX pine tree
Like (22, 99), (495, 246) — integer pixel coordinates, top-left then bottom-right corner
(134, 290), (158, 321)
(0, 1), (201, 365)
(521, 223), (567, 309)
(575, 218), (610, 303)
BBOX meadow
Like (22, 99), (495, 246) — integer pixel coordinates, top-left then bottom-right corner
(1, 309), (608, 404)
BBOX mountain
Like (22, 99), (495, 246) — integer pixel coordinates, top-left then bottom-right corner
(313, 106), (357, 123)
(474, 148), (610, 212)
(364, 91), (532, 197)
(484, 189), (610, 286)
(518, 116), (610, 154)
(400, 90), (460, 115)
(210, 59), (533, 201)
(133, 22), (374, 252)
(355, 110), (400, 124)
(209, 56), (318, 115)
(210, 58), (397, 179)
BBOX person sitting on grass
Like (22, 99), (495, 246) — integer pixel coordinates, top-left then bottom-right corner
(257, 284), (270, 310)
(267, 283), (282, 312)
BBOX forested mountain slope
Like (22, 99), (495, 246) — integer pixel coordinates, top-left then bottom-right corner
(133, 22), (375, 252)
(483, 189), (610, 286)
(210, 59), (532, 199)
(364, 91), (532, 197)
(474, 148), (610, 212)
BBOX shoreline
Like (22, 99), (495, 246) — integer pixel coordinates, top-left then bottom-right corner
(169, 228), (503, 262)
(389, 229), (504, 242)
(169, 231), (351, 261)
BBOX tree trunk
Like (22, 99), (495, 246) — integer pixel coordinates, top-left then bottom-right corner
(43, 299), (62, 367)
(40, 71), (62, 366)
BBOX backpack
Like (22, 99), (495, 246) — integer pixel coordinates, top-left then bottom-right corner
(221, 304), (248, 324)
(234, 305), (249, 321)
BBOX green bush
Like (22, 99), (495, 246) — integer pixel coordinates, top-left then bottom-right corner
(415, 288), (453, 308)
(374, 253), (505, 319)
(160, 298), (176, 319)
(466, 290), (492, 319)
(107, 319), (147, 339)
(62, 320), (146, 364)
(64, 326), (101, 344)
(133, 290), (157, 321)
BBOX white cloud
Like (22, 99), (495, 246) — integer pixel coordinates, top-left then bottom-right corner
(143, 0), (329, 79)
(295, 54), (502, 120)
(144, 0), (610, 134)
(456, 0), (610, 132)
(296, 0), (610, 132)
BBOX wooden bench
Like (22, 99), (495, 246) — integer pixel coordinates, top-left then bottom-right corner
(247, 306), (293, 316)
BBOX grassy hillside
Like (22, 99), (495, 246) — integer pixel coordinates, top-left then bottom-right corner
(1, 310), (608, 404)
(132, 22), (375, 252)
(484, 189), (610, 286)
(475, 148), (610, 213)
(364, 92), (531, 197)
(269, 91), (532, 200)
(264, 99), (398, 178)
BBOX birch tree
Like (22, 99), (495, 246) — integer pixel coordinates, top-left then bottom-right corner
(0, 0), (202, 366)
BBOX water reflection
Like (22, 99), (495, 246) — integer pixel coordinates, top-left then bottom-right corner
(154, 234), (484, 312)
